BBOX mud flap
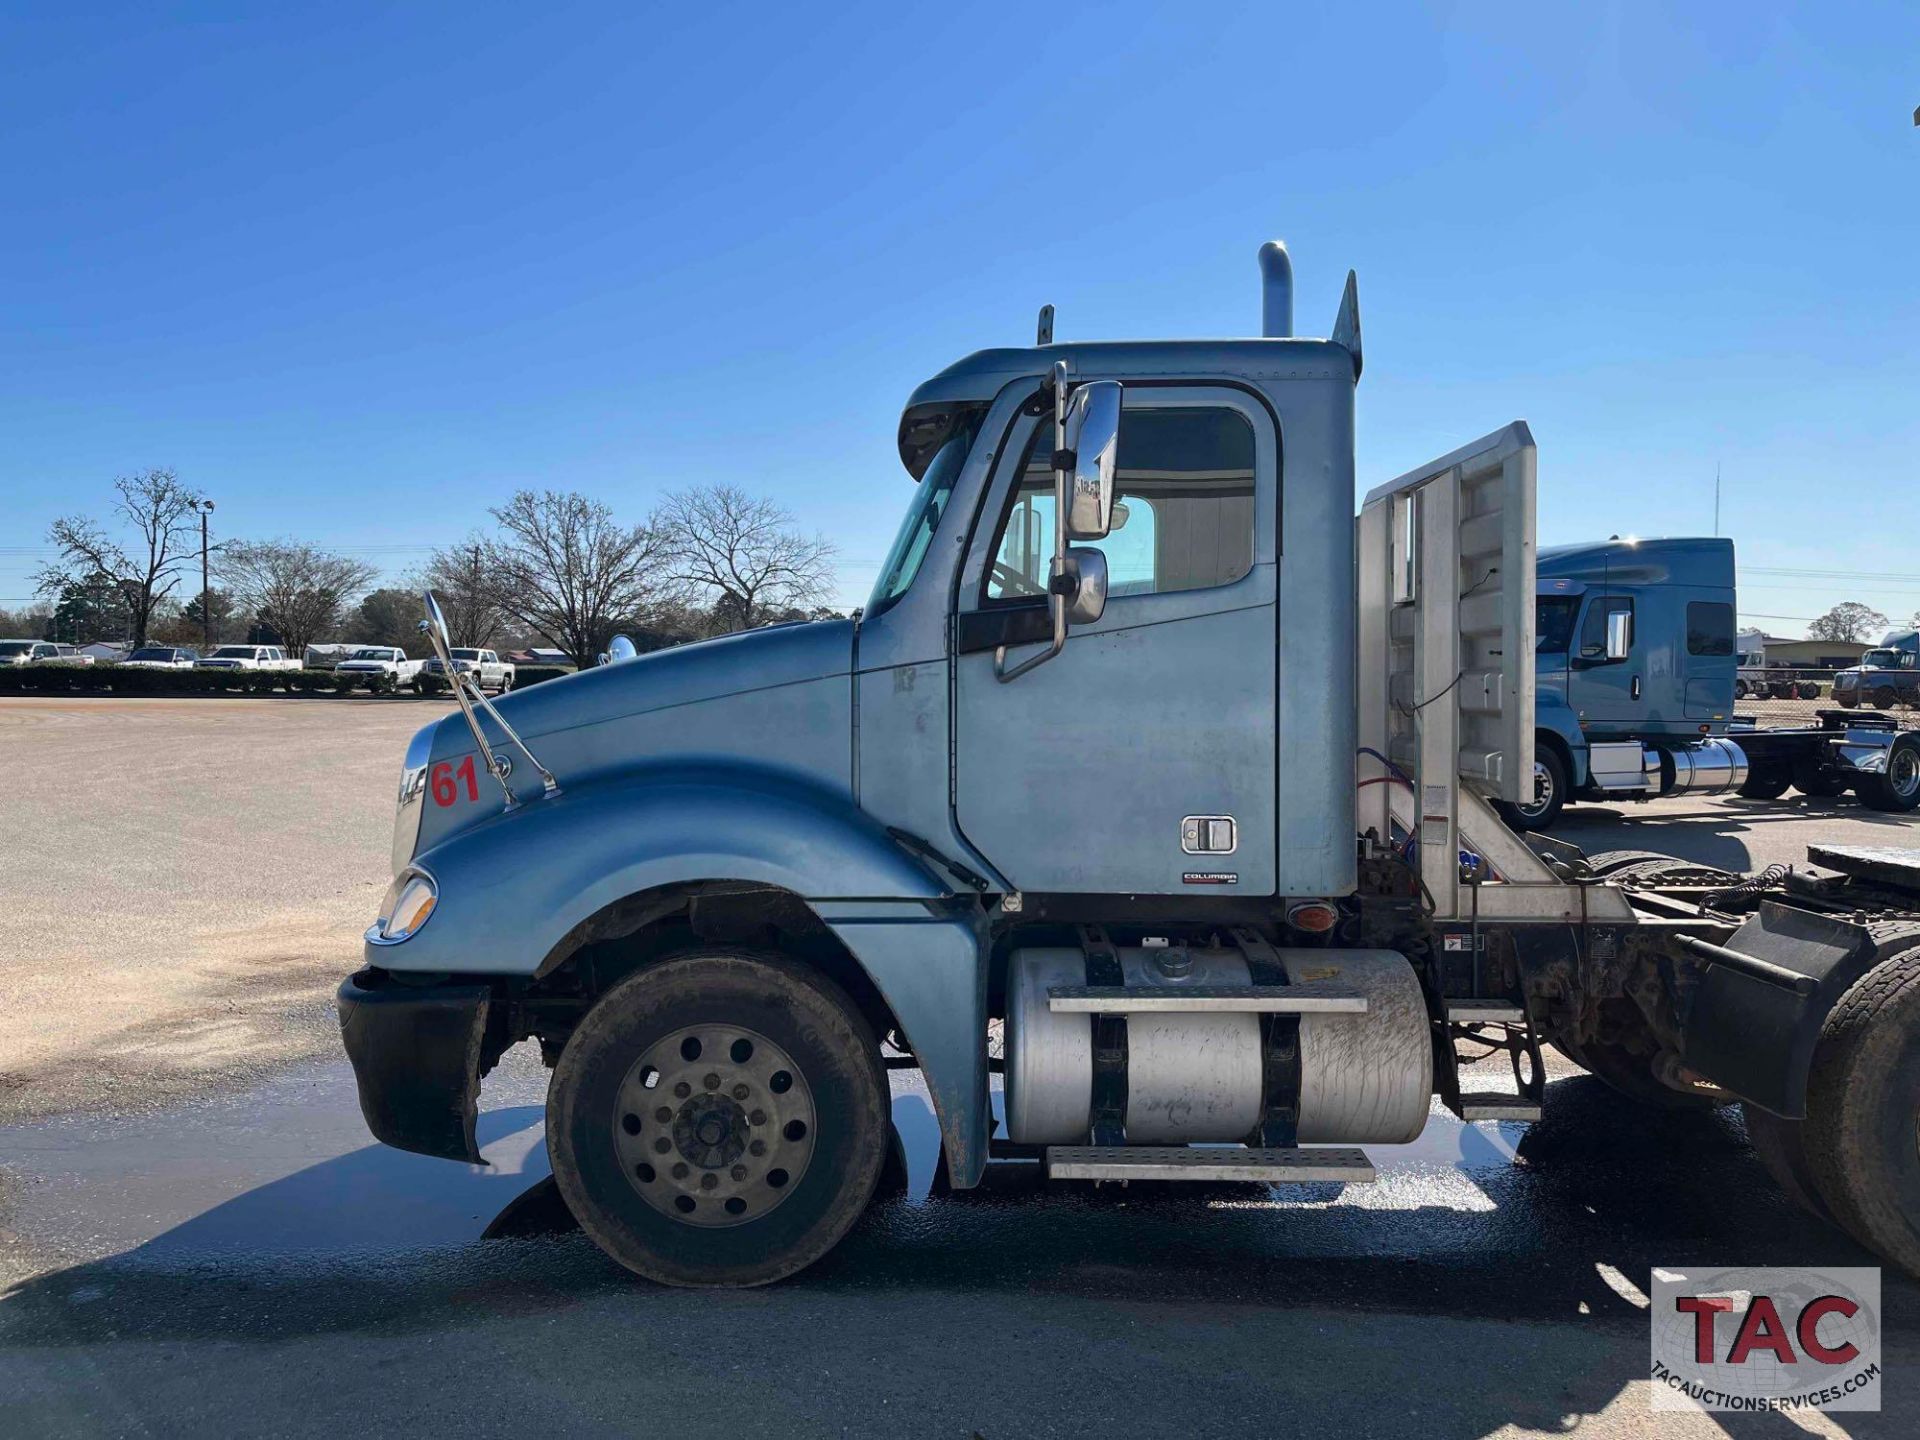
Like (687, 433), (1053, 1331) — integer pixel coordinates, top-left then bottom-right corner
(337, 968), (492, 1163)
(1676, 903), (1876, 1119)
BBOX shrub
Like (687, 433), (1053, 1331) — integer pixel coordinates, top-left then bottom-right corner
(515, 666), (574, 689)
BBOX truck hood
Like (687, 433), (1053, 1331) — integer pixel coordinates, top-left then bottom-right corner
(475, 619), (855, 746)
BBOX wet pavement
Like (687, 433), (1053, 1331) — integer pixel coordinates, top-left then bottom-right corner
(3, 1042), (1916, 1436)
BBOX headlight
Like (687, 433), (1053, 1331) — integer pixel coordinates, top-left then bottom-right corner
(371, 868), (438, 944)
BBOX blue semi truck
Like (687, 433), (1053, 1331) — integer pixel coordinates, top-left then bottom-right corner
(1499, 536), (1920, 828)
(338, 244), (1920, 1287)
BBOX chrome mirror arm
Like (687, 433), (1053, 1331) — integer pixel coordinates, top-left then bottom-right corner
(460, 671), (561, 798)
(419, 614), (519, 812)
(994, 361), (1074, 684)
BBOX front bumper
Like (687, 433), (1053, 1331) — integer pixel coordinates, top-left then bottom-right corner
(337, 968), (493, 1163)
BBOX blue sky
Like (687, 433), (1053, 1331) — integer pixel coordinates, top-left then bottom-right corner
(1, 2), (1915, 634)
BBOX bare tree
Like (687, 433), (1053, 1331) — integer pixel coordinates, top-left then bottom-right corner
(34, 469), (206, 648)
(220, 540), (377, 660)
(653, 485), (836, 634)
(1807, 601), (1890, 644)
(481, 491), (671, 667)
(423, 540), (510, 648)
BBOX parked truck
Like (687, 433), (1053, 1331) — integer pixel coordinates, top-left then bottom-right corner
(1833, 629), (1920, 710)
(338, 245), (1920, 1288)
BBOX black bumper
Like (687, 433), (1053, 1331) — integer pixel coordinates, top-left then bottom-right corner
(337, 968), (493, 1163)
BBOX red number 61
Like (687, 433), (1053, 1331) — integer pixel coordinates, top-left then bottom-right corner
(429, 756), (480, 806)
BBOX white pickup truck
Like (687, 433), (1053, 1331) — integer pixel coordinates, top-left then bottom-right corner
(334, 646), (426, 689)
(421, 646), (515, 694)
(194, 644), (301, 672)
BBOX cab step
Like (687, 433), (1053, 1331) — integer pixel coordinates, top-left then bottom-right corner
(1443, 999), (1527, 1025)
(1046, 985), (1369, 1015)
(1446, 1093), (1543, 1122)
(1045, 1145), (1375, 1183)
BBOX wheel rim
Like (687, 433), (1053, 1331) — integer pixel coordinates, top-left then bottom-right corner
(1518, 759), (1555, 819)
(1891, 746), (1920, 800)
(612, 1024), (817, 1228)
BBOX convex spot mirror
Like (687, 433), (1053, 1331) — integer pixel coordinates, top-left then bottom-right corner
(1062, 381), (1122, 542)
(1065, 546), (1108, 626)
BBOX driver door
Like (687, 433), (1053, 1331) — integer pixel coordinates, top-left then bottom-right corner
(951, 384), (1278, 895)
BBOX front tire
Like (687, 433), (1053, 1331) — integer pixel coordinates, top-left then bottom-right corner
(1495, 746), (1568, 832)
(547, 951), (888, 1288)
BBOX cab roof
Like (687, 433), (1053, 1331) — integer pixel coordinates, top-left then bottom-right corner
(1537, 536), (1734, 590)
(897, 337), (1358, 477)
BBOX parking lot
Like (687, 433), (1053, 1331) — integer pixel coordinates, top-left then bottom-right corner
(3, 696), (1917, 1437)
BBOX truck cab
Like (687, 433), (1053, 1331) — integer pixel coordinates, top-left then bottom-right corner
(1503, 537), (1743, 828)
(335, 245), (1920, 1290)
(1834, 629), (1920, 710)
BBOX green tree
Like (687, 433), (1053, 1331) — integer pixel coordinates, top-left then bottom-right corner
(354, 587), (421, 649)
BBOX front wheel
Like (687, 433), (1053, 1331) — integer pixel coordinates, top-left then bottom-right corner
(1494, 746), (1568, 832)
(547, 951), (889, 1288)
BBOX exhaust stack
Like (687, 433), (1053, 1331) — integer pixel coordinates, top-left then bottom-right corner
(1258, 240), (1293, 338)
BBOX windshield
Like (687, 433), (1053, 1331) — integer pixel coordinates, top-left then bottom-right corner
(1862, 649), (1910, 669)
(1536, 596), (1579, 653)
(451, 649), (481, 660)
(128, 648), (173, 661)
(866, 414), (982, 616)
(350, 648), (393, 660)
(0, 641), (33, 656)
(211, 647), (254, 658)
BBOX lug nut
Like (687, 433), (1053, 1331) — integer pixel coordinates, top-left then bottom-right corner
(655, 1106), (672, 1123)
(749, 1139), (767, 1157)
(731, 1164), (748, 1181)
(732, 1083), (750, 1100)
(673, 1081), (691, 1099)
(700, 1173), (718, 1191)
(749, 1109), (767, 1126)
(703, 1073), (720, 1091)
(671, 1162), (689, 1179)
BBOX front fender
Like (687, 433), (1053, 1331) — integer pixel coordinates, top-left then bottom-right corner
(379, 767), (949, 979)
(363, 765), (992, 1185)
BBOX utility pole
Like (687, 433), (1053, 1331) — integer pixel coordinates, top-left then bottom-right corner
(199, 499), (216, 650)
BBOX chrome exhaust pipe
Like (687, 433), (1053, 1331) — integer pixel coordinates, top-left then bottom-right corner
(1258, 240), (1293, 338)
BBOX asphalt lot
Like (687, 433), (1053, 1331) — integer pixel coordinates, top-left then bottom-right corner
(2, 696), (1917, 1437)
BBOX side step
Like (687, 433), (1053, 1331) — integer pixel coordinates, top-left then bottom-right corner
(1447, 1093), (1543, 1122)
(1045, 1145), (1376, 1183)
(1443, 999), (1526, 1024)
(1047, 985), (1368, 1015)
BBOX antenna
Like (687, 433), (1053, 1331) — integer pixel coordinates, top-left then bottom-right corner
(1036, 304), (1054, 346)
(1714, 462), (1722, 537)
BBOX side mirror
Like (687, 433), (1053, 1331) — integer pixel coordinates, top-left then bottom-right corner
(601, 635), (638, 666)
(1065, 546), (1108, 626)
(420, 589), (452, 652)
(1605, 609), (1632, 661)
(1062, 381), (1123, 541)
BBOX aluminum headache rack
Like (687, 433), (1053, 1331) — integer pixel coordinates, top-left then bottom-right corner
(1357, 421), (1633, 923)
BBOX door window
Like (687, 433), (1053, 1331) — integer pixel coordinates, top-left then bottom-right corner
(984, 405), (1255, 602)
(1579, 596), (1634, 660)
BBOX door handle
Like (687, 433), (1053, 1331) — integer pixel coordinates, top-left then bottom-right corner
(1631, 676), (1641, 700)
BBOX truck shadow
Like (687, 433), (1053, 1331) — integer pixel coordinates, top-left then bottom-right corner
(6, 1077), (1914, 1436)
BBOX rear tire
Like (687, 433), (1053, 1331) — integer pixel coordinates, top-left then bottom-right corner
(1739, 767), (1792, 800)
(1801, 946), (1920, 1277)
(547, 950), (888, 1288)
(1857, 735), (1920, 813)
(1742, 1104), (1832, 1221)
(1791, 755), (1849, 799)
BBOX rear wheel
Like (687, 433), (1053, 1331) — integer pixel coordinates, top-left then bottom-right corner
(1801, 946), (1920, 1277)
(1857, 735), (1920, 813)
(1792, 755), (1849, 798)
(1739, 766), (1792, 800)
(1872, 685), (1899, 710)
(547, 950), (889, 1287)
